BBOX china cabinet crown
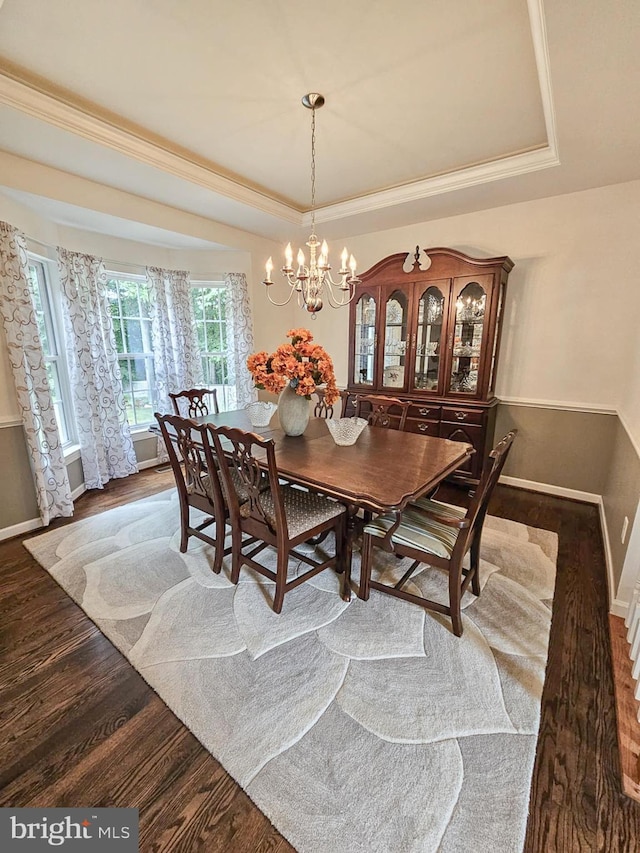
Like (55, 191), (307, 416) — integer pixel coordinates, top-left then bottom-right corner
(346, 247), (514, 482)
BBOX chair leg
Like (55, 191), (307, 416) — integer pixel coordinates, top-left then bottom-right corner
(358, 533), (374, 601)
(229, 529), (243, 584)
(470, 537), (481, 597)
(449, 565), (464, 637)
(179, 502), (189, 553)
(211, 516), (225, 574)
(272, 549), (288, 614)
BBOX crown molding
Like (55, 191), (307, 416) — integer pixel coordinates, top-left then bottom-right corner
(307, 146), (560, 226)
(0, 71), (302, 226)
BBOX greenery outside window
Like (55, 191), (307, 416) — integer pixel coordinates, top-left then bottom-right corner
(106, 275), (157, 427)
(191, 283), (232, 410)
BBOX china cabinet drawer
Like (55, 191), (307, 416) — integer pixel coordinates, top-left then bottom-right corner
(441, 406), (484, 426)
(408, 404), (442, 421)
(404, 418), (440, 437)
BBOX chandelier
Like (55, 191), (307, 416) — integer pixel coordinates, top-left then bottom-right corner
(263, 93), (359, 315)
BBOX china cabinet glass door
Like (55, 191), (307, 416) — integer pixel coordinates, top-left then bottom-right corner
(382, 289), (409, 389)
(352, 292), (377, 386)
(413, 284), (447, 393)
(447, 280), (487, 395)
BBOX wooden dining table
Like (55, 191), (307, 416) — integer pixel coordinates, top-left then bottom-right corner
(154, 409), (474, 600)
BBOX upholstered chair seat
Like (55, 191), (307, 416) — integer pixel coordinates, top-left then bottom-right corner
(239, 483), (345, 539)
(364, 499), (467, 560)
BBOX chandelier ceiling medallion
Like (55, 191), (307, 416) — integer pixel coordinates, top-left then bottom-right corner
(263, 93), (360, 315)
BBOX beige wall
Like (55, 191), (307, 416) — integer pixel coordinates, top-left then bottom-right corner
(495, 404), (616, 495)
(603, 422), (640, 595)
(0, 425), (39, 528)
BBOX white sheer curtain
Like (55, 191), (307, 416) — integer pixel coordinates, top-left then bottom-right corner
(0, 223), (73, 524)
(57, 248), (138, 489)
(225, 272), (256, 409)
(146, 266), (203, 415)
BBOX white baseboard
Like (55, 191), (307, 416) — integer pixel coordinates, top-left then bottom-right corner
(0, 516), (42, 542)
(500, 475), (621, 615)
(610, 599), (629, 618)
(597, 496), (617, 614)
(71, 483), (86, 501)
(138, 457), (162, 471)
(499, 475), (600, 504)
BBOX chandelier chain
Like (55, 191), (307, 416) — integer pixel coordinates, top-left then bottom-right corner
(310, 106), (316, 235)
(262, 92), (360, 314)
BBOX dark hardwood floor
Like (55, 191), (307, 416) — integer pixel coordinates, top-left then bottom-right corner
(1, 469), (639, 851)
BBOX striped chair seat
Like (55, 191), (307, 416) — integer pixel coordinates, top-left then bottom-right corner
(364, 498), (467, 559)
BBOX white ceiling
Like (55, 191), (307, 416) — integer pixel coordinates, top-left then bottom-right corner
(0, 0), (638, 244)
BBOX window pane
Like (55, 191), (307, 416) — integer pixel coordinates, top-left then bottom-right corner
(123, 318), (142, 353)
(27, 257), (74, 444)
(196, 320), (206, 351)
(120, 281), (140, 317)
(46, 361), (69, 443)
(207, 322), (222, 352)
(107, 276), (157, 425)
(131, 390), (153, 424)
(192, 289), (204, 320)
(131, 356), (149, 383)
(140, 319), (153, 351)
(119, 357), (132, 390)
(112, 318), (124, 352)
(191, 285), (232, 410)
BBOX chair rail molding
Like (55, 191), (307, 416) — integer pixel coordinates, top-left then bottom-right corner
(497, 396), (617, 415)
(0, 416), (23, 428)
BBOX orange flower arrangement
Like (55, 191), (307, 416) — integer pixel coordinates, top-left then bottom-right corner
(247, 328), (340, 406)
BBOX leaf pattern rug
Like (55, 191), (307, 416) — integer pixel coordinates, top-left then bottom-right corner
(24, 489), (558, 853)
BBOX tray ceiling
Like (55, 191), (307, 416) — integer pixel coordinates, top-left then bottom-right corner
(0, 0), (637, 242)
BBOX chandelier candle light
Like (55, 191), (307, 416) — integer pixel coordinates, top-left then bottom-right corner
(263, 93), (360, 315)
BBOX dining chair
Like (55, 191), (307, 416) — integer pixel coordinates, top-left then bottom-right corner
(208, 424), (348, 614)
(358, 430), (517, 636)
(155, 412), (231, 573)
(312, 389), (350, 419)
(355, 394), (410, 430)
(169, 388), (219, 418)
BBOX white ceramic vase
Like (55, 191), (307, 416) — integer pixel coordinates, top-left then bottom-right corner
(278, 382), (310, 436)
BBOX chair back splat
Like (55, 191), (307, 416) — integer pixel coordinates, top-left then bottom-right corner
(358, 429), (517, 636)
(312, 389), (350, 419)
(169, 388), (220, 418)
(355, 394), (410, 430)
(155, 412), (229, 573)
(209, 424), (347, 614)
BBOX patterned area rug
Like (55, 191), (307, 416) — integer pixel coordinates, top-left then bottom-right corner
(25, 489), (558, 853)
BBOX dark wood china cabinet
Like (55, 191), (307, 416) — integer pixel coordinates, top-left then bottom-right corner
(346, 247), (514, 482)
